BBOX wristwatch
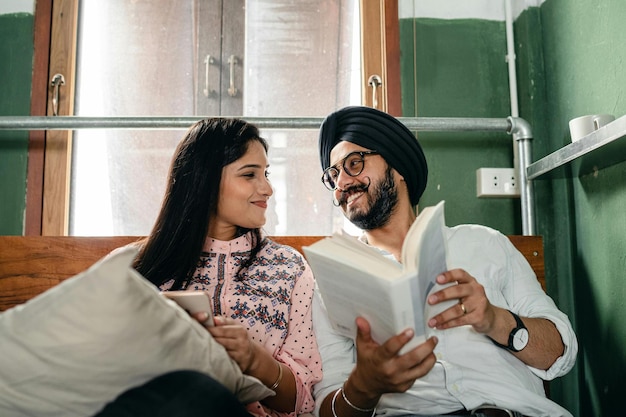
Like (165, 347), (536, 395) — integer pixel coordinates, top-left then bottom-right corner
(489, 310), (529, 352)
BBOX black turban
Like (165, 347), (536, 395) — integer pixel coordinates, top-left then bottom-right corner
(318, 106), (428, 205)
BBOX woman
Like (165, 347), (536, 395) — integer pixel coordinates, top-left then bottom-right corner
(101, 118), (321, 417)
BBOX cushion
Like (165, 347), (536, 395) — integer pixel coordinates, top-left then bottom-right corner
(0, 247), (273, 417)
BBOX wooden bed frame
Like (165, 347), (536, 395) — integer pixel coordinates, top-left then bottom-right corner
(0, 235), (544, 312)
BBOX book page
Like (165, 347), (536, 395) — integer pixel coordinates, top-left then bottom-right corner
(331, 230), (400, 272)
(304, 239), (421, 352)
(305, 248), (414, 343)
(402, 201), (457, 334)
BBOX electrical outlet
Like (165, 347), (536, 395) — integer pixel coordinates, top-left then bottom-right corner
(476, 168), (520, 198)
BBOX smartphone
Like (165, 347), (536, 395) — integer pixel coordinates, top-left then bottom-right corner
(162, 290), (214, 326)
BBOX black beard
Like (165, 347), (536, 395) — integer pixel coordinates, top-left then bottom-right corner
(347, 167), (398, 230)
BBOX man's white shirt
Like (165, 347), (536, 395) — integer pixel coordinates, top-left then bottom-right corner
(313, 224), (577, 417)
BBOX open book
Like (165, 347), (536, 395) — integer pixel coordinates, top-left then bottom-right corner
(303, 200), (456, 353)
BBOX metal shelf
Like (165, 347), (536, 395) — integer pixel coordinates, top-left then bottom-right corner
(527, 115), (626, 179)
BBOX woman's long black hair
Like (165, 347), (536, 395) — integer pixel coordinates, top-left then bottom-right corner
(133, 118), (268, 289)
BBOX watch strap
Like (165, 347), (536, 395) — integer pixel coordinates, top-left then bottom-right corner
(488, 310), (527, 352)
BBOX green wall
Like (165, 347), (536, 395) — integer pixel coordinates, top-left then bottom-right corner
(513, 7), (583, 414)
(399, 18), (520, 234)
(531, 1), (626, 415)
(400, 1), (626, 415)
(0, 13), (33, 235)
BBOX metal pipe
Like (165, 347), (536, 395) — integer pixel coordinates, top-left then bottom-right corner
(0, 116), (324, 130)
(0, 115), (534, 234)
(399, 117), (511, 132)
(504, 0), (521, 183)
(504, 0), (519, 119)
(0, 116), (512, 132)
(508, 116), (535, 235)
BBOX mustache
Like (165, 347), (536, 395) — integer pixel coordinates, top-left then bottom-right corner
(337, 177), (371, 205)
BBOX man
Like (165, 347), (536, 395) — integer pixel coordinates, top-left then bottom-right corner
(312, 106), (577, 417)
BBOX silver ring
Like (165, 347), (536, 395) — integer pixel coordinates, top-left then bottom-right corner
(460, 302), (467, 315)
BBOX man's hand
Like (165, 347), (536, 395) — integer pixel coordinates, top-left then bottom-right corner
(425, 269), (565, 370)
(349, 316), (438, 402)
(426, 268), (496, 334)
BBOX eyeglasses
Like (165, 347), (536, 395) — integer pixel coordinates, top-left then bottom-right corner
(321, 150), (379, 190)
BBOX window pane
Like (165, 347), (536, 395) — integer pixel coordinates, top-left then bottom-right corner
(71, 0), (361, 236)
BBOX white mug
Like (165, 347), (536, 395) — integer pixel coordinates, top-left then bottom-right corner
(569, 114), (615, 142)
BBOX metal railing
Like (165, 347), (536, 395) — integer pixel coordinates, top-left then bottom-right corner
(0, 115), (535, 235)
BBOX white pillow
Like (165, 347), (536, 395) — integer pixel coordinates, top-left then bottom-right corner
(0, 247), (273, 417)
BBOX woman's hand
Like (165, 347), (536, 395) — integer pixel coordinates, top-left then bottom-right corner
(207, 315), (260, 373)
(200, 315), (298, 411)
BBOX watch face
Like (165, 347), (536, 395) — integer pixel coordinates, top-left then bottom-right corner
(513, 328), (529, 351)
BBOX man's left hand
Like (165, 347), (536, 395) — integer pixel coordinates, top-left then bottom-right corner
(426, 268), (496, 334)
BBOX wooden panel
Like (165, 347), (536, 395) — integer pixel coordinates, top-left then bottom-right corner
(271, 236), (325, 256)
(382, 0), (402, 116)
(359, 0), (401, 115)
(507, 235), (545, 291)
(0, 235), (542, 312)
(42, 0), (79, 235)
(0, 236), (324, 311)
(359, 0), (385, 110)
(0, 236), (141, 310)
(25, 0), (53, 236)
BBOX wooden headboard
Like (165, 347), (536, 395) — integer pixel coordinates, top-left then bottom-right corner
(0, 235), (544, 312)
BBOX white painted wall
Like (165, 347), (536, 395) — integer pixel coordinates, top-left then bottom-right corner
(0, 0), (34, 15)
(398, 0), (546, 21)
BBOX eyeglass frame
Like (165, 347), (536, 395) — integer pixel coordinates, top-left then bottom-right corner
(321, 150), (379, 191)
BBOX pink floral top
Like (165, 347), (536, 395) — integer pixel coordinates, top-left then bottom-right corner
(162, 232), (322, 417)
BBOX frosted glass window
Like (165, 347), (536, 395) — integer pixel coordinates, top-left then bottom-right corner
(71, 0), (361, 236)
